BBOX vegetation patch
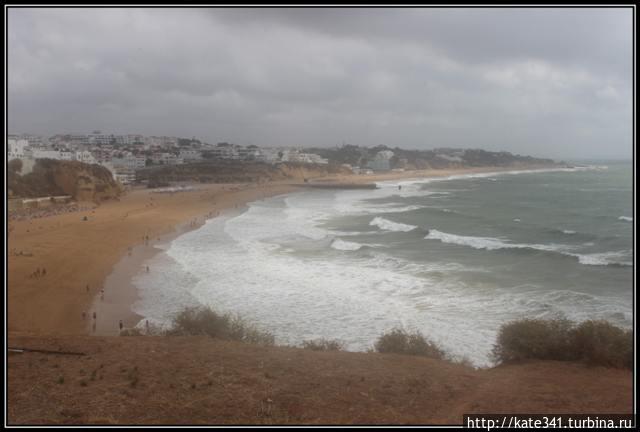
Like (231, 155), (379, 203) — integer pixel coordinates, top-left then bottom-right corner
(300, 338), (344, 351)
(492, 319), (632, 369)
(374, 328), (446, 360)
(166, 306), (275, 346)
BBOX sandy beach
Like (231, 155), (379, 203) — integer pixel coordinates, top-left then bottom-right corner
(7, 165), (561, 337)
(8, 180), (298, 335)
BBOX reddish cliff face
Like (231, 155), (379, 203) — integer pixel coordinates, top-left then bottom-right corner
(8, 159), (121, 202)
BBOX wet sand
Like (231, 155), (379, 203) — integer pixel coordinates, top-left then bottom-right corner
(90, 208), (244, 335)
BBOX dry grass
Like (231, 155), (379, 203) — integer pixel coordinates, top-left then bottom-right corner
(119, 328), (143, 337)
(300, 338), (344, 351)
(7, 335), (632, 425)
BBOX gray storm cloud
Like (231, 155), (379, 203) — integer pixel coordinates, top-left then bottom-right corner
(7, 7), (633, 159)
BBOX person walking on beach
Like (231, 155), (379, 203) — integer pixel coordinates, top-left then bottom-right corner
(146, 265), (150, 273)
(119, 320), (123, 331)
(86, 284), (90, 293)
(82, 312), (86, 320)
(145, 320), (150, 335)
(93, 311), (96, 320)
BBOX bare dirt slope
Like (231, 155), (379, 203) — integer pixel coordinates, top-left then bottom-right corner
(7, 335), (633, 425)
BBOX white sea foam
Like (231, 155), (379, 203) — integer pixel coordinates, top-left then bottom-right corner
(425, 229), (571, 253)
(330, 238), (365, 251)
(513, 218), (521, 222)
(562, 230), (576, 234)
(335, 202), (426, 216)
(570, 251), (632, 267)
(425, 229), (631, 267)
(331, 230), (379, 236)
(370, 217), (418, 232)
(619, 216), (633, 222)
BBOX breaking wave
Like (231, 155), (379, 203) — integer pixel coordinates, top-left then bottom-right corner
(370, 217), (418, 232)
(424, 229), (631, 267)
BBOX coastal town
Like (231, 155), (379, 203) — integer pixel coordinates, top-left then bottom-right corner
(8, 131), (560, 187)
(8, 132), (332, 185)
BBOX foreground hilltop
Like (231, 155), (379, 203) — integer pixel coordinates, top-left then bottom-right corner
(7, 335), (632, 425)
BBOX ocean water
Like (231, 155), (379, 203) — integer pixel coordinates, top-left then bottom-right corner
(132, 163), (634, 366)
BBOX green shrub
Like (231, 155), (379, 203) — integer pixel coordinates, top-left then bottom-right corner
(374, 328), (445, 359)
(492, 318), (632, 369)
(168, 306), (274, 345)
(491, 318), (575, 363)
(570, 320), (633, 369)
(301, 338), (344, 351)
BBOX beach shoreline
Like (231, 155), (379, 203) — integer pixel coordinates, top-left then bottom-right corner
(7, 164), (562, 337)
(7, 180), (299, 336)
(91, 199), (280, 336)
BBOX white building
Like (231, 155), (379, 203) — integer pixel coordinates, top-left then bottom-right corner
(88, 134), (112, 146)
(208, 144), (240, 160)
(101, 161), (134, 185)
(254, 148), (281, 164)
(152, 152), (183, 165)
(124, 135), (144, 145)
(111, 154), (147, 170)
(8, 139), (29, 159)
(75, 151), (97, 164)
(367, 150), (394, 171)
(146, 136), (178, 147)
(32, 149), (75, 161)
(59, 151), (75, 160)
(282, 150), (328, 165)
(436, 153), (462, 162)
(304, 153), (329, 164)
(179, 149), (202, 162)
(114, 172), (136, 185)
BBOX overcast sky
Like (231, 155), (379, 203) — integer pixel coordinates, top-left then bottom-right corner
(8, 7), (633, 159)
